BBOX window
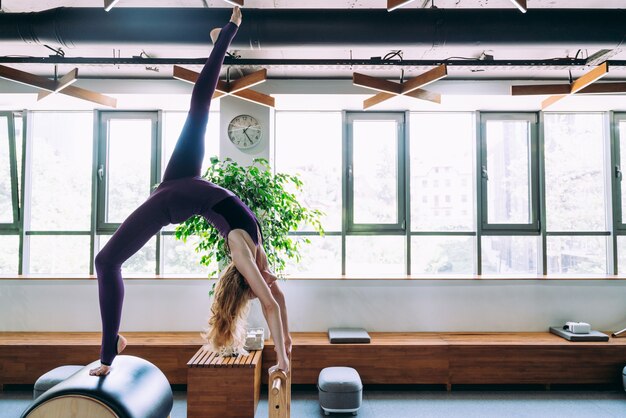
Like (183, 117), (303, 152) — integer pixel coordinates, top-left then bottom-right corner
(275, 112), (343, 276)
(25, 112), (93, 275)
(479, 113), (539, 231)
(0, 112), (18, 227)
(544, 113), (608, 275)
(97, 112), (159, 230)
(346, 112), (405, 233)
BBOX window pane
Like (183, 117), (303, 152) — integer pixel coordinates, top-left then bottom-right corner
(0, 235), (19, 274)
(411, 113), (474, 231)
(485, 119), (532, 224)
(411, 236), (474, 274)
(547, 236), (606, 275)
(106, 119), (153, 223)
(346, 236), (404, 276)
(482, 236), (537, 274)
(275, 112), (342, 231)
(284, 235), (341, 276)
(29, 236), (90, 274)
(545, 114), (606, 231)
(0, 115), (13, 223)
(353, 120), (399, 224)
(162, 235), (210, 275)
(30, 113), (93, 230)
(99, 235), (156, 275)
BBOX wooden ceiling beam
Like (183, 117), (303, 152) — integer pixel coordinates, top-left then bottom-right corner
(570, 62), (609, 94)
(0, 65), (57, 91)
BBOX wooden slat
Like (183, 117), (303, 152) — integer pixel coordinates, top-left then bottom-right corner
(104, 0), (121, 12)
(232, 89), (275, 107)
(387, 0), (416, 11)
(363, 92), (395, 109)
(55, 68), (78, 92)
(400, 64), (447, 94)
(512, 84), (572, 96)
(0, 65), (57, 91)
(173, 65), (198, 84)
(187, 348), (206, 366)
(509, 0), (527, 13)
(198, 350), (215, 367)
(353, 72), (402, 94)
(59, 85), (117, 108)
(570, 62), (609, 94)
(541, 94), (567, 109)
(579, 82), (626, 94)
(405, 88), (441, 104)
(228, 69), (267, 94)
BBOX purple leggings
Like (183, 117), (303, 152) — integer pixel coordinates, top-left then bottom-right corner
(95, 23), (239, 366)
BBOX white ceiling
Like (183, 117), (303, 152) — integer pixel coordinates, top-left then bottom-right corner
(1, 0), (625, 82)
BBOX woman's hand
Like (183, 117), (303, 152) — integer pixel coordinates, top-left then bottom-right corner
(230, 6), (242, 26)
(285, 334), (293, 358)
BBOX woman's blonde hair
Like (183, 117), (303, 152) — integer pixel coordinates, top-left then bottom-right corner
(203, 262), (250, 356)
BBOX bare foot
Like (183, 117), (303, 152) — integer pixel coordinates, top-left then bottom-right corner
(230, 6), (242, 26)
(89, 364), (111, 376)
(88, 335), (127, 376)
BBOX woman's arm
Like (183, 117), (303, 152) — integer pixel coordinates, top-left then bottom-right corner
(255, 246), (292, 356)
(229, 232), (289, 372)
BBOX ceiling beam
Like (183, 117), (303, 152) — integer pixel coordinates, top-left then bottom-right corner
(400, 64), (447, 94)
(387, 0), (417, 12)
(353, 73), (402, 95)
(228, 68), (267, 94)
(104, 0), (121, 12)
(0, 64), (57, 91)
(509, 0), (527, 13)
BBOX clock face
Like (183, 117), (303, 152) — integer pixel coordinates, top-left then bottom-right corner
(227, 114), (262, 149)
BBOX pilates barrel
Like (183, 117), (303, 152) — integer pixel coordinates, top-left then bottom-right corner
(21, 355), (173, 418)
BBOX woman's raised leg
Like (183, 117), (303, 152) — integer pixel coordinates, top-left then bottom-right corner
(161, 8), (241, 182)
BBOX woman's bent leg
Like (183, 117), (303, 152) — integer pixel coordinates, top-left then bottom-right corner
(94, 199), (164, 366)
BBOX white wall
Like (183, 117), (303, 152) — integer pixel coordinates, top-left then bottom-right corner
(1, 78), (626, 335)
(1, 279), (626, 333)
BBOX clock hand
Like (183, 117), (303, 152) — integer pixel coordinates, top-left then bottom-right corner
(244, 131), (252, 142)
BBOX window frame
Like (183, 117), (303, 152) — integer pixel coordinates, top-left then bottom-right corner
(478, 112), (540, 234)
(344, 111), (407, 235)
(0, 111), (20, 232)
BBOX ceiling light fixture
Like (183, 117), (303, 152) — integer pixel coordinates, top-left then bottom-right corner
(0, 64), (117, 107)
(104, 0), (121, 12)
(223, 0), (244, 6)
(387, 0), (417, 12)
(509, 0), (527, 13)
(353, 64), (447, 109)
(173, 66), (274, 108)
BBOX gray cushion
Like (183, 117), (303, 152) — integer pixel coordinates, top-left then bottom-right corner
(318, 367), (362, 393)
(328, 328), (371, 344)
(33, 365), (84, 399)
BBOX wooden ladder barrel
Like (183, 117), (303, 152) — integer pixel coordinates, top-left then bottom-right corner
(268, 368), (291, 418)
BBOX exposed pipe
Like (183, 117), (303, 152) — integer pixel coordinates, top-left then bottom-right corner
(0, 8), (625, 50)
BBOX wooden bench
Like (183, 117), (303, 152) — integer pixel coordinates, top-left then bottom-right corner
(2, 332), (626, 391)
(187, 348), (262, 418)
(0, 332), (203, 390)
(262, 332), (626, 389)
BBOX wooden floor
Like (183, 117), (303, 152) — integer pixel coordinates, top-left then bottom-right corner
(2, 332), (626, 389)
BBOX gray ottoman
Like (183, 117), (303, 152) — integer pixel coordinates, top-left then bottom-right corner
(318, 367), (362, 416)
(33, 365), (83, 399)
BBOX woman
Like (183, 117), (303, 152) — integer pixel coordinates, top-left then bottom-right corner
(90, 6), (291, 377)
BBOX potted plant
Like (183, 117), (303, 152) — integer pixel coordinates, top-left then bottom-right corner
(175, 157), (324, 291)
